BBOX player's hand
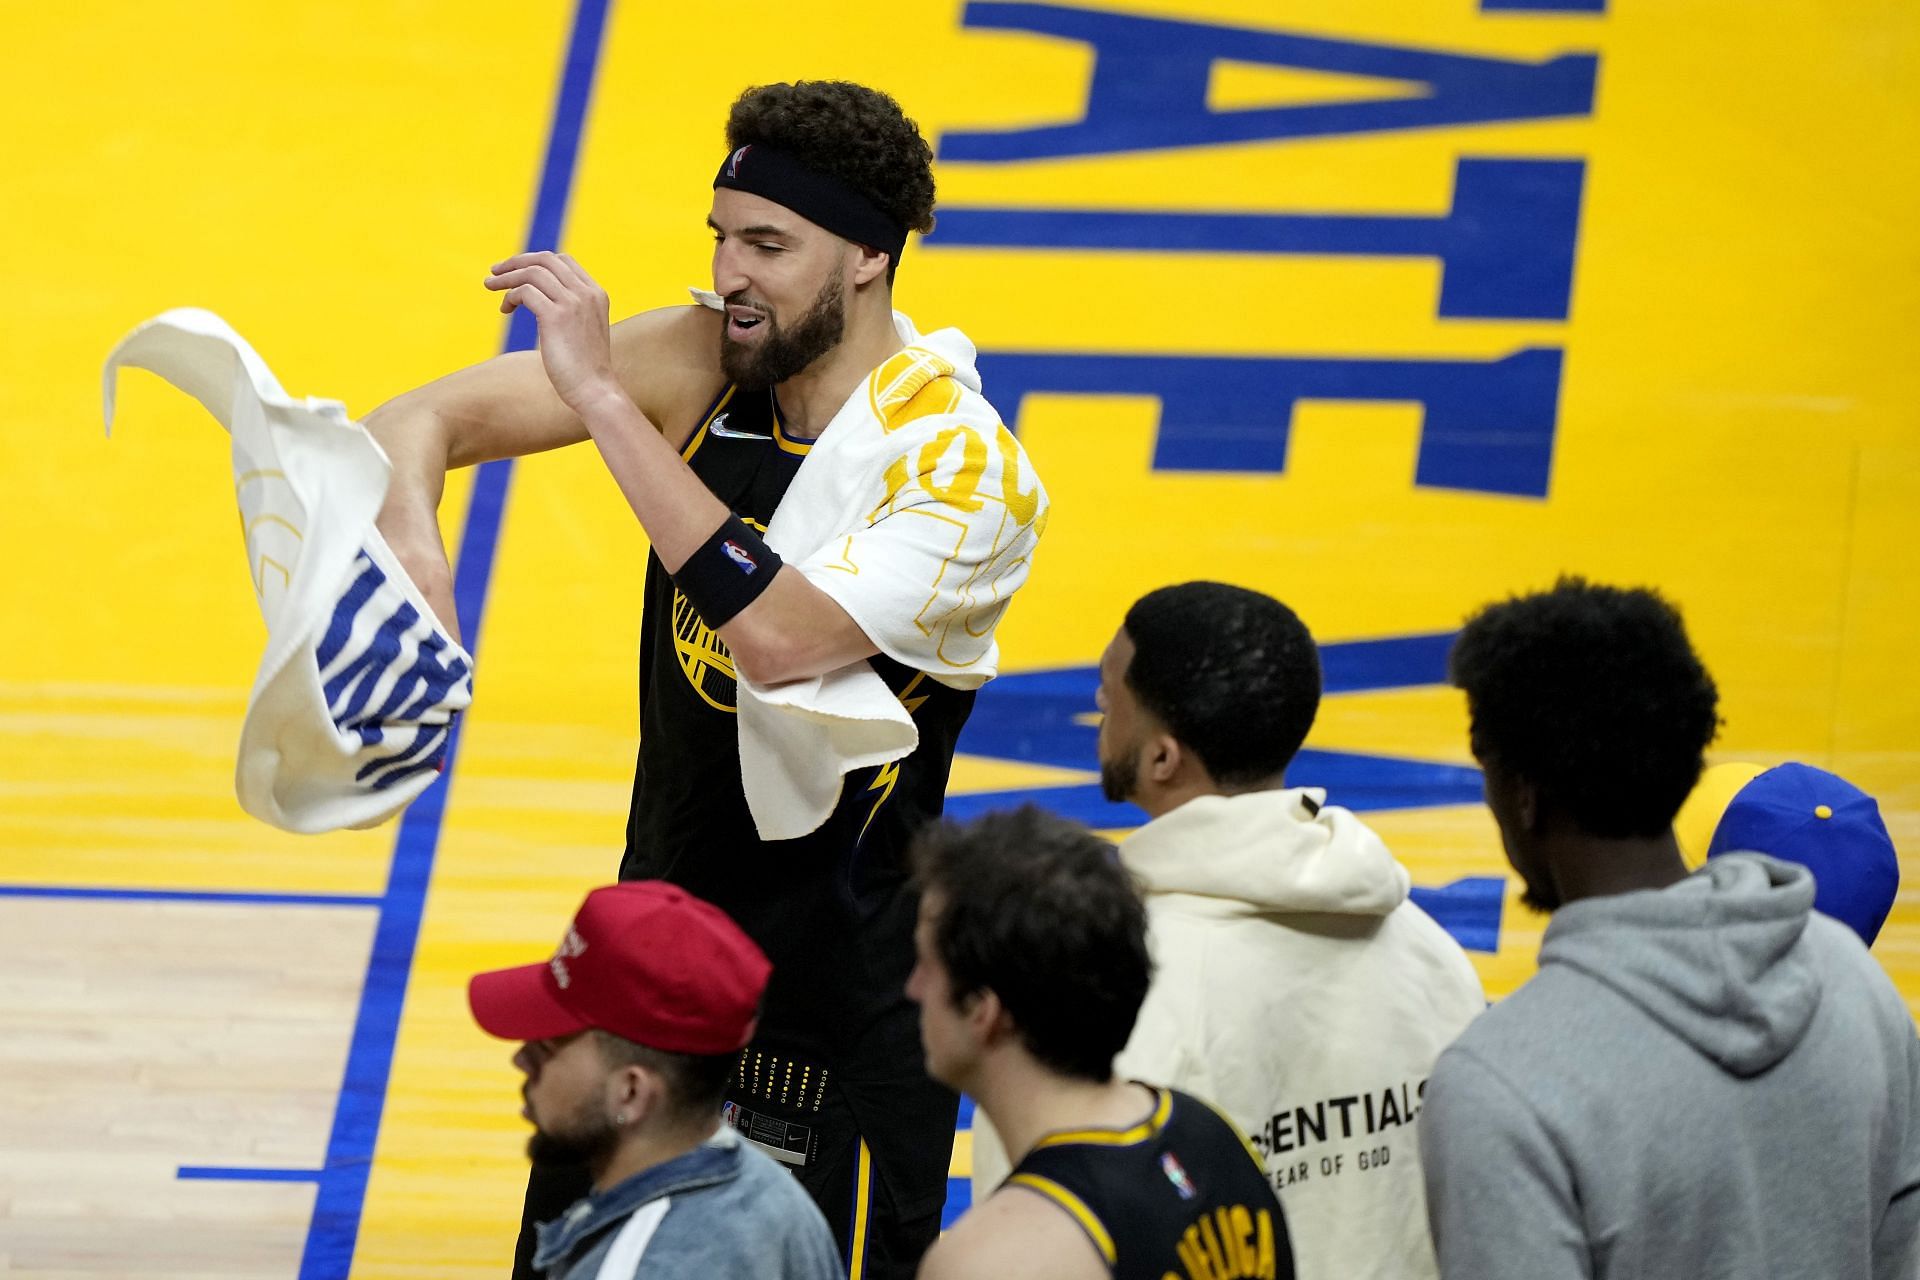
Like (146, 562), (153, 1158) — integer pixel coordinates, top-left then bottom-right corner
(485, 251), (620, 414)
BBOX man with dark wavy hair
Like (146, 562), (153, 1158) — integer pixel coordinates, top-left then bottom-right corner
(1422, 577), (1920, 1280)
(366, 81), (1048, 1280)
(907, 806), (1294, 1280)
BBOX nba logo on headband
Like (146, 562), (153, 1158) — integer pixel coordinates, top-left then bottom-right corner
(725, 145), (752, 179)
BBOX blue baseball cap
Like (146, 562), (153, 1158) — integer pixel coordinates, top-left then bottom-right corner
(1677, 762), (1899, 946)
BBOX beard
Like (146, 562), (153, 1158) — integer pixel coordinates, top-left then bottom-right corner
(719, 271), (846, 389)
(1099, 751), (1138, 805)
(525, 1099), (620, 1168)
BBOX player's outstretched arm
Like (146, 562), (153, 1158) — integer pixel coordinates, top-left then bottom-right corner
(363, 347), (574, 642)
(363, 300), (721, 645)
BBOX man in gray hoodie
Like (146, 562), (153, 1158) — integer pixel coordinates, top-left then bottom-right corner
(1422, 577), (1920, 1279)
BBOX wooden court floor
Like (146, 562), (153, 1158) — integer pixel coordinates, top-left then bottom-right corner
(4, 1), (1917, 1275)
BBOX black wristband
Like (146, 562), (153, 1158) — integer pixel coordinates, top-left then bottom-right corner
(671, 516), (784, 629)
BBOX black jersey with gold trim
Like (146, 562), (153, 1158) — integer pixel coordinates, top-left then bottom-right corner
(1006, 1088), (1295, 1280)
(621, 383), (977, 1062)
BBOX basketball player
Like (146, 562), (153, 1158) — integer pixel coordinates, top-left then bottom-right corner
(365, 81), (1048, 1279)
(907, 807), (1294, 1280)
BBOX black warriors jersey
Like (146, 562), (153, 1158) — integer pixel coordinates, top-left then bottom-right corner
(1006, 1088), (1295, 1280)
(621, 384), (977, 1062)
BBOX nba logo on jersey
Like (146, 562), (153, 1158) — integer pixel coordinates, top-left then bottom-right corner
(1161, 1151), (1196, 1200)
(725, 145), (751, 178)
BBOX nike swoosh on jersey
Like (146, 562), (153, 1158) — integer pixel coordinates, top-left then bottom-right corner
(707, 412), (771, 441)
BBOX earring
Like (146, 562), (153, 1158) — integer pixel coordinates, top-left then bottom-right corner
(614, 1112), (629, 1126)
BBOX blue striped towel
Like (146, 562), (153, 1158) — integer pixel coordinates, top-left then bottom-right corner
(105, 308), (473, 832)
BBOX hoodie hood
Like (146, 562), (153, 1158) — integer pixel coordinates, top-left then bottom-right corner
(1541, 853), (1820, 1076)
(1121, 788), (1411, 916)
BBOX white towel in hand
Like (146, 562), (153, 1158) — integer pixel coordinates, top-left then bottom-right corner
(103, 308), (473, 833)
(689, 291), (1049, 840)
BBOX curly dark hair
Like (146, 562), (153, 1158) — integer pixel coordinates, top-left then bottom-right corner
(1124, 582), (1321, 786)
(911, 806), (1151, 1084)
(725, 81), (935, 235)
(1449, 577), (1721, 838)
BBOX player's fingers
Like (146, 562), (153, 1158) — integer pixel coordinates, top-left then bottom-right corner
(500, 283), (553, 316)
(483, 264), (534, 291)
(546, 255), (609, 313)
(490, 249), (560, 275)
(485, 263), (566, 302)
(552, 252), (606, 298)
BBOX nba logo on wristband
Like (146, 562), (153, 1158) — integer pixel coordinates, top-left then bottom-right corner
(724, 541), (760, 574)
(672, 516), (782, 628)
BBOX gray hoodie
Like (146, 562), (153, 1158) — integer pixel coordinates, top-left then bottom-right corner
(1420, 854), (1920, 1280)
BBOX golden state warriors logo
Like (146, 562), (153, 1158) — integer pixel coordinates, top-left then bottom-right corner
(671, 588), (738, 713)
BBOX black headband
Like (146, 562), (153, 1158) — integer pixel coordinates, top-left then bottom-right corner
(713, 144), (908, 273)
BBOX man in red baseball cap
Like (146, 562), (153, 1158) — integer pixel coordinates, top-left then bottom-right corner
(469, 881), (841, 1279)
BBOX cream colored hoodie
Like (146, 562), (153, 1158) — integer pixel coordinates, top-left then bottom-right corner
(972, 788), (1485, 1280)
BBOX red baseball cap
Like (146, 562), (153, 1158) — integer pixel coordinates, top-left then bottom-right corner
(468, 882), (771, 1054)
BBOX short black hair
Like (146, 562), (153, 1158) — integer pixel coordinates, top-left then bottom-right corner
(1449, 577), (1721, 837)
(1123, 582), (1321, 786)
(911, 806), (1151, 1084)
(726, 81), (936, 237)
(591, 1030), (738, 1122)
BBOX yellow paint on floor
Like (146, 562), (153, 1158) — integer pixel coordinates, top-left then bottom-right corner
(2, 0), (1916, 1276)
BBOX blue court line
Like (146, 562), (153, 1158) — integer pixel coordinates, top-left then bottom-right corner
(180, 1166), (324, 1183)
(296, 3), (613, 1271)
(1483, 0), (1602, 10)
(159, 5), (614, 1277)
(0, 885), (380, 907)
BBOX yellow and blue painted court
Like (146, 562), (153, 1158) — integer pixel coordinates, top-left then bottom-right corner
(4, 0), (1917, 1274)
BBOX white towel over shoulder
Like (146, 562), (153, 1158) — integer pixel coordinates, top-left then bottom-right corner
(103, 309), (473, 833)
(690, 291), (1049, 840)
